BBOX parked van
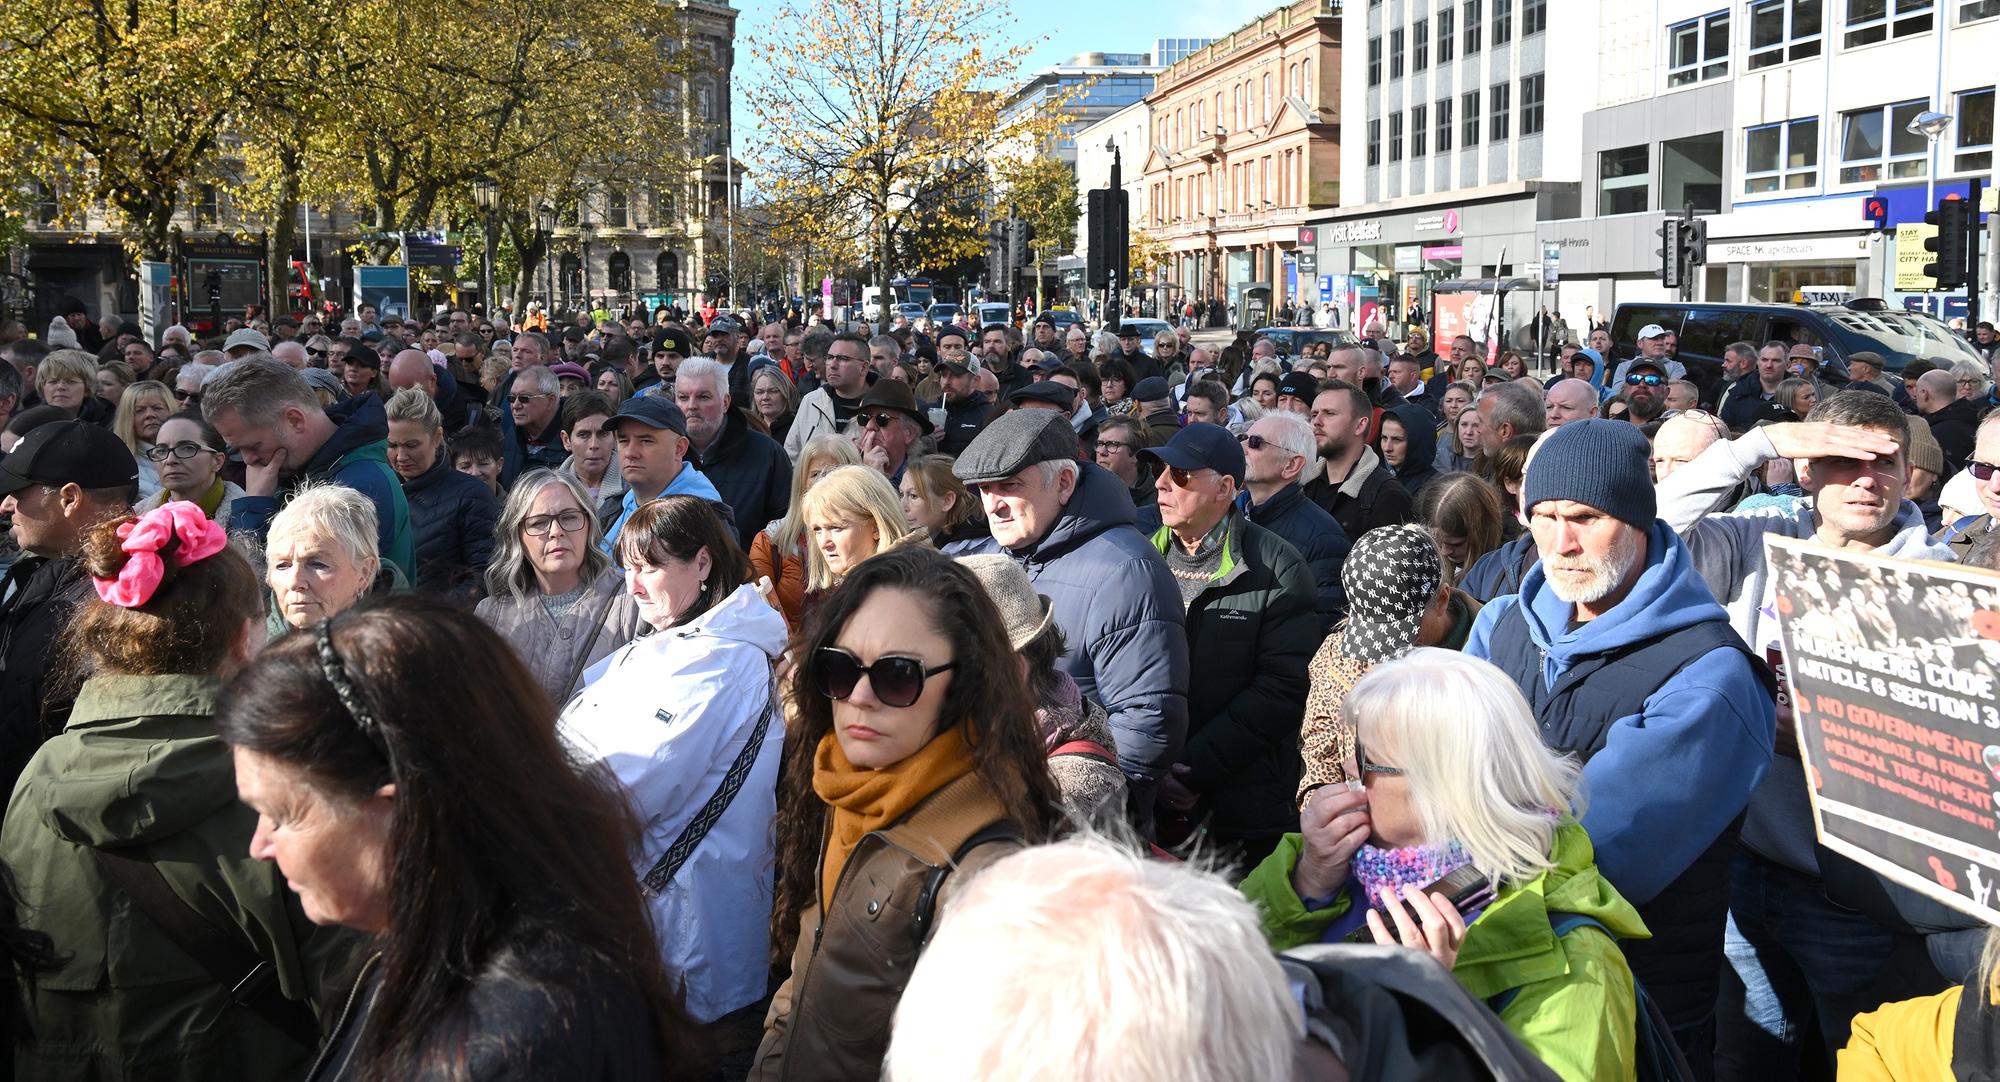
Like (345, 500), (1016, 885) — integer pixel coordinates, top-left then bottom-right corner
(1606, 299), (1984, 403)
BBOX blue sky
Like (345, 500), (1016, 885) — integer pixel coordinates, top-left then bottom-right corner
(729, 0), (1242, 185)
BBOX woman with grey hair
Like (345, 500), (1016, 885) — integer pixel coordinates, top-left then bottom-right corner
(1952, 359), (1992, 403)
(474, 469), (642, 702)
(264, 481), (392, 636)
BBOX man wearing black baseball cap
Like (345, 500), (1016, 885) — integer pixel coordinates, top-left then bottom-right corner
(1140, 423), (1316, 867)
(1113, 323), (1164, 384)
(936, 354), (991, 457)
(0, 421), (139, 778)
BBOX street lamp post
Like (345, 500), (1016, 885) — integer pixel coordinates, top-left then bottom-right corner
(537, 203), (556, 314)
(1910, 109), (1955, 316)
(471, 174), (499, 318)
(579, 220), (595, 315)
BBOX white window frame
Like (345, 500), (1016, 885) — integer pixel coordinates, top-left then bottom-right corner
(1837, 99), (1929, 184)
(1743, 117), (1820, 193)
(1667, 10), (1731, 87)
(1748, 0), (1823, 69)
(1963, 0), (2000, 23)
(1843, 0), (1934, 46)
(1955, 86), (1995, 173)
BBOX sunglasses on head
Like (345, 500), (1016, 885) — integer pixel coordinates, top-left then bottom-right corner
(1625, 373), (1664, 386)
(1972, 460), (1999, 481)
(815, 647), (954, 708)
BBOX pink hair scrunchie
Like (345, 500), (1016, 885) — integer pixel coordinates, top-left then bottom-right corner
(91, 501), (230, 608)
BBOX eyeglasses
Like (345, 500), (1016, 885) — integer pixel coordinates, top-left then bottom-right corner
(857, 412), (902, 429)
(1971, 460), (2000, 481)
(175, 389), (202, 405)
(1625, 373), (1664, 386)
(1238, 433), (1271, 450)
(523, 510), (587, 536)
(1959, 378), (1983, 387)
(1353, 734), (1405, 777)
(1161, 466), (1210, 488)
(307, 348), (327, 358)
(1097, 440), (1137, 453)
(814, 646), (955, 708)
(507, 392), (553, 404)
(141, 441), (219, 462)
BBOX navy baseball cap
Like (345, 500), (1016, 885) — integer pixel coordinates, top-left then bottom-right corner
(612, 396), (689, 438)
(1141, 422), (1245, 486)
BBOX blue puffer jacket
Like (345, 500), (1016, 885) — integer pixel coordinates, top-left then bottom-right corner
(945, 463), (1189, 783)
(1239, 482), (1350, 632)
(401, 454), (501, 601)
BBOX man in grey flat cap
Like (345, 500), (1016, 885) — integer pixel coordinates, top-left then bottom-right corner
(947, 409), (1188, 831)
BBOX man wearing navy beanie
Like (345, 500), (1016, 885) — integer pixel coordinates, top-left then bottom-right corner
(1467, 418), (1776, 1076)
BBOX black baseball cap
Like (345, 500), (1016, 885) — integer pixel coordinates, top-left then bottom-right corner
(0, 420), (139, 496)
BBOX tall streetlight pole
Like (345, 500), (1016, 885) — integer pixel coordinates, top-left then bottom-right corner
(471, 174), (499, 318)
(1911, 109), (1955, 317)
(538, 203), (556, 315)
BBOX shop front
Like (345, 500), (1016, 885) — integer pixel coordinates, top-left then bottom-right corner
(1311, 195), (1542, 336)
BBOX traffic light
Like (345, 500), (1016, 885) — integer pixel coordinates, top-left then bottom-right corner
(1924, 196), (1972, 290)
(1655, 218), (1684, 289)
(1086, 188), (1129, 289)
(1684, 218), (1708, 270)
(1010, 219), (1035, 268)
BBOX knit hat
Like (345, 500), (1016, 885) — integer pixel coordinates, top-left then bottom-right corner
(1905, 414), (1945, 478)
(1340, 525), (1444, 663)
(956, 555), (1055, 650)
(1523, 419), (1656, 529)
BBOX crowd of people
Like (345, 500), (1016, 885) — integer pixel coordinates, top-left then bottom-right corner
(0, 292), (1994, 1080)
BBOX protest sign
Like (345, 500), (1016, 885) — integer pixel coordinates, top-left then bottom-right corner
(1766, 534), (2000, 925)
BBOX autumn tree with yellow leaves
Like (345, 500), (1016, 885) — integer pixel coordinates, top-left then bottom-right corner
(745, 0), (1049, 330)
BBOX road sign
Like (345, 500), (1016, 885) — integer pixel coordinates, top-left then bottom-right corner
(1542, 243), (1561, 288)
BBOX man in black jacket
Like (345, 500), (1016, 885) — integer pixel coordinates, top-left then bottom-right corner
(1914, 368), (1980, 474)
(936, 359), (992, 456)
(675, 357), (790, 550)
(1303, 380), (1412, 542)
(0, 421), (137, 795)
(1238, 410), (1349, 631)
(1143, 423), (1317, 871)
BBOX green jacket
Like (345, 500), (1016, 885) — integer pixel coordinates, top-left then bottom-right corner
(1241, 820), (1647, 1082)
(1, 674), (357, 1080)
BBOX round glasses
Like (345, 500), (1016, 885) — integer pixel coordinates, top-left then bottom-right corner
(814, 647), (954, 708)
(142, 441), (218, 462)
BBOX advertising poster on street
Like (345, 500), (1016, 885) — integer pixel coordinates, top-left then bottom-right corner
(138, 261), (171, 347)
(354, 266), (411, 322)
(1766, 534), (2000, 925)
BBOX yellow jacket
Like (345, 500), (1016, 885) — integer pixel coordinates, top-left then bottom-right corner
(1839, 984), (1959, 1081)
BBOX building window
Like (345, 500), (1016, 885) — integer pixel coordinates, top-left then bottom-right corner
(1367, 38), (1381, 85)
(1414, 19), (1429, 71)
(1844, 0), (1934, 46)
(1368, 118), (1382, 165)
(1600, 145), (1650, 214)
(197, 184), (218, 223)
(32, 181), (56, 226)
(1667, 11), (1731, 85)
(1838, 99), (1929, 183)
(1966, 0), (2000, 21)
(1439, 9), (1456, 61)
(1749, 0), (1823, 69)
(1490, 81), (1511, 140)
(1663, 132), (1726, 212)
(1494, 0), (1514, 45)
(1523, 0), (1546, 34)
(1957, 87), (1995, 171)
(1413, 104), (1429, 156)
(1462, 89), (1481, 145)
(1742, 120), (1818, 192)
(1465, 0), (1484, 52)
(1436, 98), (1454, 152)
(1262, 74), (1273, 122)
(607, 189), (628, 229)
(1390, 29), (1404, 78)
(1520, 74), (1544, 135)
(1390, 111), (1404, 161)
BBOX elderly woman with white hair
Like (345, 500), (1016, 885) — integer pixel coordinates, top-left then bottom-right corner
(1241, 648), (1646, 1082)
(263, 481), (394, 636)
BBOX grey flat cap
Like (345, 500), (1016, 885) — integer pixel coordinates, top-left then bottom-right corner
(952, 409), (1078, 485)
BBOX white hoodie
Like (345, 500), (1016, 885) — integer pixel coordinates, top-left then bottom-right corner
(557, 582), (788, 1022)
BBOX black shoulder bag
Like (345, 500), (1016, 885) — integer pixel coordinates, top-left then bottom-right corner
(640, 662), (780, 897)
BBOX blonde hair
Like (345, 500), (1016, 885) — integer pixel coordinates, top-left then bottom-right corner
(37, 349), (98, 396)
(385, 386), (442, 432)
(800, 464), (911, 589)
(113, 381), (173, 455)
(773, 435), (861, 552)
(1345, 649), (1583, 885)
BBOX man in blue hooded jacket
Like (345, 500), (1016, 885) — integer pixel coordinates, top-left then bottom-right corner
(1466, 418), (1775, 1078)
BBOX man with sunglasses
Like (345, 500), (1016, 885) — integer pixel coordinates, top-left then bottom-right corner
(1238, 410), (1349, 632)
(500, 364), (568, 488)
(948, 409), (1188, 832)
(1140, 423), (1315, 870)
(1653, 390), (1949, 1073)
(1619, 359), (1669, 427)
(1946, 414), (2000, 559)
(850, 380), (930, 485)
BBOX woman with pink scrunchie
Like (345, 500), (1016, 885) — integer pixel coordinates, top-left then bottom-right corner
(0, 502), (354, 1079)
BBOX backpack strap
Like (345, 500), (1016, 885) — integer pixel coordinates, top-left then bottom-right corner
(909, 821), (1023, 949)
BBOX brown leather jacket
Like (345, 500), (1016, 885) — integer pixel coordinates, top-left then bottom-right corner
(749, 772), (1023, 1081)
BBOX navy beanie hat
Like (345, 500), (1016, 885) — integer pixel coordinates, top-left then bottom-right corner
(1522, 419), (1656, 529)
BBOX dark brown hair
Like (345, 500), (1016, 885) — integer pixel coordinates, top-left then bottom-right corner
(215, 598), (700, 1079)
(64, 513), (261, 676)
(769, 546), (1065, 959)
(617, 496), (749, 625)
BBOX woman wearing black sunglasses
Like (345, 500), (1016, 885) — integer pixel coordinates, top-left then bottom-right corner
(752, 546), (1063, 1082)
